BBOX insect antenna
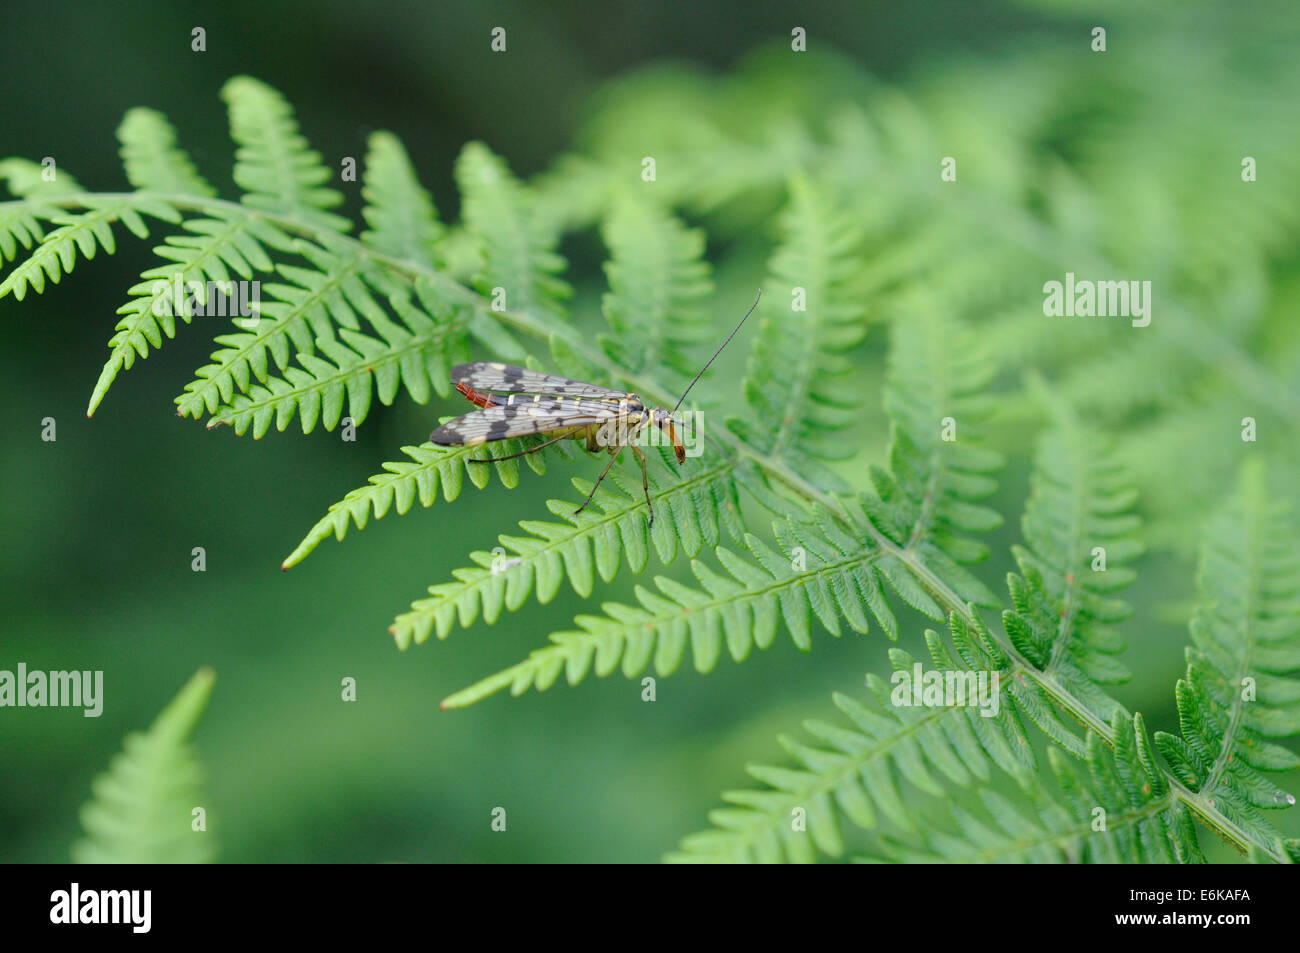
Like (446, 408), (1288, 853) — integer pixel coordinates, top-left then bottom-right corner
(670, 289), (762, 415)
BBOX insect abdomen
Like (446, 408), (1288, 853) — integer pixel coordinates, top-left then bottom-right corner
(456, 381), (500, 409)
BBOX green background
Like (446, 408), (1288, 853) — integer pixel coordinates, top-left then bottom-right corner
(2, 0), (1297, 862)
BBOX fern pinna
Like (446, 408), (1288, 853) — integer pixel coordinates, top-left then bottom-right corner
(73, 669), (217, 864)
(4, 72), (1297, 864)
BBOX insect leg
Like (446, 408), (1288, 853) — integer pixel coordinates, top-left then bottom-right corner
(631, 445), (654, 527)
(468, 431), (569, 464)
(574, 445), (624, 517)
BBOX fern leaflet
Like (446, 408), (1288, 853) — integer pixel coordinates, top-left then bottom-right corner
(222, 76), (350, 233)
(72, 668), (217, 864)
(1154, 460), (1300, 854)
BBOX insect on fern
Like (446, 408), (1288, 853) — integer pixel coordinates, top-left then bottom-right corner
(6, 52), (1297, 866)
(429, 291), (761, 525)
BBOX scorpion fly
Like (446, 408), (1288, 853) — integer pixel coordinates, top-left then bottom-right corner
(429, 291), (761, 526)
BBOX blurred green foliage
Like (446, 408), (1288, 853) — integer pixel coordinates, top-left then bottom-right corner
(2, 0), (1298, 862)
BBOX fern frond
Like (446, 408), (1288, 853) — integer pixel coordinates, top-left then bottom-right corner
(669, 400), (1153, 862)
(282, 437), (557, 572)
(221, 76), (350, 233)
(0, 158), (84, 264)
(443, 311), (1006, 706)
(72, 668), (217, 864)
(666, 633), (1040, 863)
(0, 196), (178, 300)
(175, 239), (375, 419)
(0, 157), (85, 197)
(1154, 460), (1300, 848)
(597, 194), (713, 380)
(382, 200), (724, 646)
(178, 242), (474, 432)
(455, 141), (571, 320)
(117, 107), (216, 197)
(1000, 387), (1143, 736)
(873, 714), (1201, 864)
(0, 201), (48, 266)
(391, 454), (742, 648)
(439, 505), (944, 708)
(203, 275), (467, 435)
(360, 130), (443, 264)
(89, 209), (291, 415)
(732, 175), (867, 481)
(855, 307), (1004, 605)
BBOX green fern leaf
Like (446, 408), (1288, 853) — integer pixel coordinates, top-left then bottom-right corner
(873, 714), (1201, 863)
(455, 141), (571, 320)
(440, 507), (919, 708)
(175, 239), (376, 419)
(0, 158), (83, 265)
(732, 174), (867, 480)
(444, 311), (1006, 705)
(283, 437), (558, 574)
(669, 402), (1153, 862)
(666, 652), (1036, 863)
(390, 455), (742, 647)
(384, 198), (725, 645)
(202, 272), (468, 435)
(89, 209), (291, 416)
(360, 130), (443, 263)
(222, 76), (350, 233)
(0, 196), (178, 300)
(1154, 460), (1300, 848)
(597, 193), (712, 379)
(999, 385), (1143, 738)
(72, 668), (217, 864)
(861, 302), (1004, 577)
(0, 156), (85, 197)
(0, 202), (48, 266)
(117, 107), (216, 197)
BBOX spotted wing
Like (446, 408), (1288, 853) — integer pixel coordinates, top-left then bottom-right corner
(430, 397), (623, 446)
(450, 362), (628, 399)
